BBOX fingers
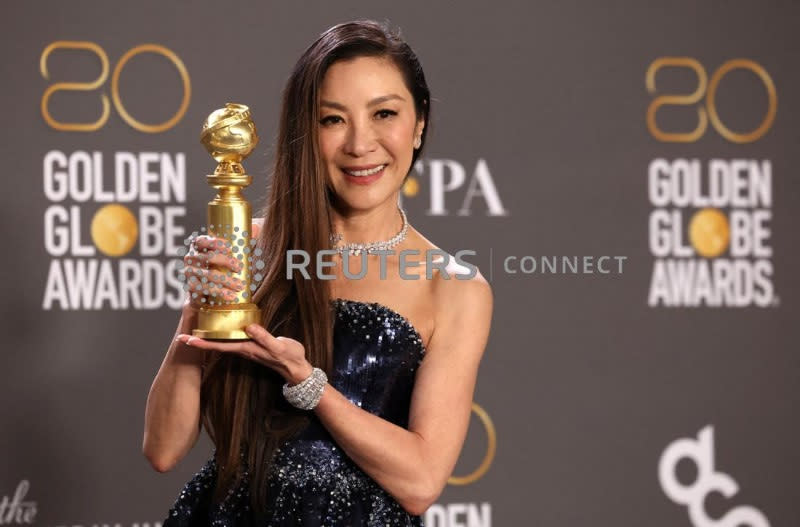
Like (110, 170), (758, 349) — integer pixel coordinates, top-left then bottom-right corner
(244, 324), (283, 351)
(176, 333), (282, 370)
(182, 233), (247, 307)
(193, 234), (231, 252)
(184, 267), (245, 303)
(177, 326), (280, 354)
(187, 249), (243, 273)
(178, 335), (256, 358)
(188, 236), (241, 272)
(180, 225), (261, 308)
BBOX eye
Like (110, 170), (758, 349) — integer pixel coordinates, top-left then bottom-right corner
(376, 109), (397, 119)
(320, 115), (343, 126)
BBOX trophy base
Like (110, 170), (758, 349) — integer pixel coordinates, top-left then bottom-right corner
(192, 303), (261, 340)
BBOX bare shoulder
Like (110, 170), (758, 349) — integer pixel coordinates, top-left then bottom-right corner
(252, 217), (265, 227)
(426, 263), (493, 361)
(408, 226), (490, 292)
(432, 261), (493, 322)
(409, 227), (493, 349)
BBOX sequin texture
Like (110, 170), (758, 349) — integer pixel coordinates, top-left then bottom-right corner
(163, 298), (427, 526)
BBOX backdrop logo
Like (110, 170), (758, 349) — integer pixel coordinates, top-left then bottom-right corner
(645, 57), (777, 308)
(659, 425), (770, 527)
(40, 41), (191, 132)
(0, 480), (37, 525)
(401, 158), (508, 217)
(39, 41), (190, 311)
(41, 151), (187, 310)
(646, 58), (776, 144)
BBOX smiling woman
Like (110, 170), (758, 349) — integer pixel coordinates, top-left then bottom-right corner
(143, 18), (492, 527)
(318, 57), (425, 210)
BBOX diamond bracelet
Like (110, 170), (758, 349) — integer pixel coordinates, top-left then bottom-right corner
(282, 367), (328, 410)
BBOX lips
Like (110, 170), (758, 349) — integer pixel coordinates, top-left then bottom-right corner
(341, 164), (387, 176)
(340, 164), (386, 185)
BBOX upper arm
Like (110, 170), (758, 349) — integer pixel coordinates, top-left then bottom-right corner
(406, 268), (493, 499)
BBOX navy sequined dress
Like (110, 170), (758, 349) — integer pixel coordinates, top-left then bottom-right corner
(163, 298), (427, 526)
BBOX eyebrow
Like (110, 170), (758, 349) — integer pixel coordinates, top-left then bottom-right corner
(320, 94), (405, 111)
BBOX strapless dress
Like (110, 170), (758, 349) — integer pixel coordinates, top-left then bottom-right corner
(162, 298), (428, 526)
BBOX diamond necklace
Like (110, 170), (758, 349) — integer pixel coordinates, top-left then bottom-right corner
(329, 205), (408, 256)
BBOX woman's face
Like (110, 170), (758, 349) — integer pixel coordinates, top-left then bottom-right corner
(317, 55), (424, 210)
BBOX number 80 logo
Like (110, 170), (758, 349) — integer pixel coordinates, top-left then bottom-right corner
(40, 41), (191, 133)
(646, 57), (777, 144)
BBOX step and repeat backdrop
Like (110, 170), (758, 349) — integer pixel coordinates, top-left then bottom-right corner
(2, 1), (798, 526)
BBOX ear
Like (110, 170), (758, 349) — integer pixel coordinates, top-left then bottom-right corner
(414, 116), (425, 137)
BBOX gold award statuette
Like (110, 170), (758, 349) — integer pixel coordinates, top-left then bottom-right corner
(192, 103), (261, 340)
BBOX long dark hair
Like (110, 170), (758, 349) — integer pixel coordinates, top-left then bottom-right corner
(199, 18), (431, 515)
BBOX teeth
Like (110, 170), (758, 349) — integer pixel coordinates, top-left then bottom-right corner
(344, 164), (386, 177)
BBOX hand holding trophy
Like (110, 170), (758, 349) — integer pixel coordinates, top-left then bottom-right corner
(189, 102), (262, 340)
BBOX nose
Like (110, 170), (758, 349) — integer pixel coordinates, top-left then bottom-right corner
(343, 118), (377, 157)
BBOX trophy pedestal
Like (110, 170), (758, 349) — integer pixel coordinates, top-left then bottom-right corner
(192, 303), (261, 340)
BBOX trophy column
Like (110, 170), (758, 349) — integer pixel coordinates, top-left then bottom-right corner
(192, 103), (262, 340)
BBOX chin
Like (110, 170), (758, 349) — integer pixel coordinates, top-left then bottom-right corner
(334, 196), (387, 212)
(333, 188), (400, 210)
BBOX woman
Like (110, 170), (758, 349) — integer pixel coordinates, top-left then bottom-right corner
(144, 19), (493, 526)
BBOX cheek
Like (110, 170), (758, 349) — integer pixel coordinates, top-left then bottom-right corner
(383, 125), (415, 156)
(318, 132), (339, 163)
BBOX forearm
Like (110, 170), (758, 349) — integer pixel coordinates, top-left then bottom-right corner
(311, 379), (433, 514)
(143, 308), (205, 472)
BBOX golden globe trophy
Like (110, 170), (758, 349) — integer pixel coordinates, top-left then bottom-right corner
(192, 103), (261, 340)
